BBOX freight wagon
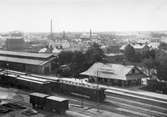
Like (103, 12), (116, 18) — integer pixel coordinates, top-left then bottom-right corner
(29, 92), (69, 114)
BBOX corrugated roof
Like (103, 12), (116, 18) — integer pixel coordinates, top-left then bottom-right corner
(47, 96), (67, 102)
(0, 56), (46, 65)
(30, 93), (49, 98)
(0, 50), (53, 59)
(80, 62), (138, 80)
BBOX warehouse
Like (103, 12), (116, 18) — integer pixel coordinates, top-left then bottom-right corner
(0, 50), (57, 74)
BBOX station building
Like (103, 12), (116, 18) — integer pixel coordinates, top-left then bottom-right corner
(80, 62), (147, 87)
(0, 50), (57, 74)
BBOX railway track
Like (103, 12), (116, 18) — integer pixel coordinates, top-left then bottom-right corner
(105, 90), (167, 117)
(1, 70), (167, 116)
(2, 86), (167, 117)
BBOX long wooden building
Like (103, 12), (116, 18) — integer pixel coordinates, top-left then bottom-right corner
(0, 50), (57, 74)
(80, 62), (147, 87)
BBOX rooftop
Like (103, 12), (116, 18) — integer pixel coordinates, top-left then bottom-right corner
(0, 50), (54, 59)
(120, 44), (149, 50)
(47, 96), (68, 102)
(30, 92), (49, 98)
(0, 56), (47, 65)
(80, 62), (144, 80)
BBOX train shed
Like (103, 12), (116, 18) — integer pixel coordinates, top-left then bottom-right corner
(0, 50), (57, 74)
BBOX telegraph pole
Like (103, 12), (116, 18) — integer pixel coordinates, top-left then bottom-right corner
(96, 70), (100, 112)
(81, 80), (84, 108)
(6, 34), (9, 75)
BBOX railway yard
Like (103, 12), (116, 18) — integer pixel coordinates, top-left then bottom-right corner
(0, 70), (167, 117)
(0, 85), (167, 117)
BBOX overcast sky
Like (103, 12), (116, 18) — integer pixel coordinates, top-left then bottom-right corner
(0, 0), (167, 32)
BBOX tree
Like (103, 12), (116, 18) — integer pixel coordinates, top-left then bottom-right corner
(159, 42), (167, 50)
(142, 49), (156, 59)
(57, 64), (72, 77)
(57, 50), (87, 77)
(58, 51), (74, 65)
(57, 43), (105, 77)
(85, 43), (104, 65)
(156, 53), (167, 81)
(71, 51), (87, 77)
(142, 58), (158, 77)
(124, 44), (136, 62)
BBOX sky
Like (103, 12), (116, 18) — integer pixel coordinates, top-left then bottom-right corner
(0, 0), (167, 32)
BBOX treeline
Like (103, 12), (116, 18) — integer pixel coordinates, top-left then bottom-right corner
(56, 43), (104, 77)
(124, 44), (167, 81)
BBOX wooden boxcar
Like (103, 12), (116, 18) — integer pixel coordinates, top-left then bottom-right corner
(30, 92), (49, 109)
(45, 96), (69, 113)
(29, 92), (69, 114)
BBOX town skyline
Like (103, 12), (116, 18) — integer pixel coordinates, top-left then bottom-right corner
(0, 0), (167, 32)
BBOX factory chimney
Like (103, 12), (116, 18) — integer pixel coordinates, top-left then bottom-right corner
(50, 19), (53, 40)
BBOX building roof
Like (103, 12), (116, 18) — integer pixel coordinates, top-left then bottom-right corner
(0, 56), (47, 65)
(80, 62), (144, 80)
(132, 44), (146, 49)
(0, 50), (53, 59)
(47, 96), (67, 102)
(30, 92), (49, 98)
(120, 44), (127, 50)
(120, 44), (149, 50)
(105, 53), (123, 57)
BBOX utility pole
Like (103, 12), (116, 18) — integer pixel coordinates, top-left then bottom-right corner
(96, 70), (100, 112)
(6, 34), (9, 75)
(81, 80), (84, 108)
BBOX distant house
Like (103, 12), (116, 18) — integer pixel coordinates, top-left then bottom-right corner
(0, 50), (57, 74)
(148, 42), (160, 50)
(120, 43), (150, 53)
(80, 33), (99, 40)
(80, 62), (146, 87)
